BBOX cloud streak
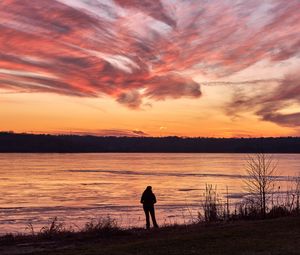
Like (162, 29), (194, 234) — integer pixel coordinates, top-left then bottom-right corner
(0, 0), (299, 108)
(228, 71), (300, 127)
(51, 128), (149, 137)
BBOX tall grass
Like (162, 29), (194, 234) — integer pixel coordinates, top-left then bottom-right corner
(83, 216), (121, 237)
(201, 184), (221, 222)
(199, 184), (231, 222)
(199, 178), (300, 223)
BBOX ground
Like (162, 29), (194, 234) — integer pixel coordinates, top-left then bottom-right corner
(1, 217), (300, 255)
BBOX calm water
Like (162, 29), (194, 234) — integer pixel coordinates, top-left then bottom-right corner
(0, 153), (299, 234)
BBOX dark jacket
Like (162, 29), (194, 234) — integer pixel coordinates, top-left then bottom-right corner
(140, 190), (157, 207)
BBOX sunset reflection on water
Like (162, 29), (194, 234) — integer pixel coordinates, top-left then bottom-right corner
(0, 153), (299, 234)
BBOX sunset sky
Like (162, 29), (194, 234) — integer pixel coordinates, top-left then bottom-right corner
(1, 0), (300, 137)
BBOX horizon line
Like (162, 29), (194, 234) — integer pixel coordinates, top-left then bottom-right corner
(1, 131), (299, 139)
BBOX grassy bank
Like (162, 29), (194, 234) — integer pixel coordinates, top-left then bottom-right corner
(1, 216), (300, 255)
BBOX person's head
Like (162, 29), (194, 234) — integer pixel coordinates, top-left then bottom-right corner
(146, 186), (152, 192)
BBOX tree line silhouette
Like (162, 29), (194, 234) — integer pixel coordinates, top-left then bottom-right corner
(0, 132), (300, 153)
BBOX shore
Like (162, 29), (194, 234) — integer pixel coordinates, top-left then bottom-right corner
(1, 216), (300, 255)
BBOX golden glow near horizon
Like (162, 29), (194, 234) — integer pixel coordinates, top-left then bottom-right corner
(1, 0), (300, 137)
(0, 86), (295, 138)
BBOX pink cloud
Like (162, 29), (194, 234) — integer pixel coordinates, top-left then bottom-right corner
(145, 74), (201, 100)
(0, 0), (299, 108)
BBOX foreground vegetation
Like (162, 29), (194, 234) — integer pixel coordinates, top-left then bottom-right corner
(1, 216), (300, 255)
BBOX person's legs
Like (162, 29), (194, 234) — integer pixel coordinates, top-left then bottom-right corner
(143, 206), (150, 229)
(149, 206), (159, 228)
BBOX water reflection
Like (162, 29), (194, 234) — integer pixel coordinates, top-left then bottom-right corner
(0, 153), (299, 234)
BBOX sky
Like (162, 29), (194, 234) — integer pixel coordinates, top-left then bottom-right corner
(0, 0), (300, 137)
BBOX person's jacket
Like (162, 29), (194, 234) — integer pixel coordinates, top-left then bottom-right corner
(140, 191), (157, 207)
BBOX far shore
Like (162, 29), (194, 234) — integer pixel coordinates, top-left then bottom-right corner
(1, 132), (300, 153)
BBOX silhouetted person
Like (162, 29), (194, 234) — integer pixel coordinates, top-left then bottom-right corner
(140, 186), (159, 229)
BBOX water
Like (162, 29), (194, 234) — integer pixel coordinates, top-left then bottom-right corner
(0, 153), (299, 234)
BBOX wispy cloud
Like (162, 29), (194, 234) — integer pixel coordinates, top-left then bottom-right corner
(51, 128), (149, 137)
(0, 0), (299, 108)
(227, 71), (300, 127)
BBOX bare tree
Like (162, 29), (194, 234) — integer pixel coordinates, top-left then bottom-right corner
(244, 153), (277, 218)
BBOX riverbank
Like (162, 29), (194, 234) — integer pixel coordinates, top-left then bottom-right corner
(1, 216), (300, 255)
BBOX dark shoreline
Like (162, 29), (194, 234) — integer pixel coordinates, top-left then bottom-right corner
(1, 132), (300, 153)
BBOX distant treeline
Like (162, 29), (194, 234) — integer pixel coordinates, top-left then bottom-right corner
(0, 132), (300, 153)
